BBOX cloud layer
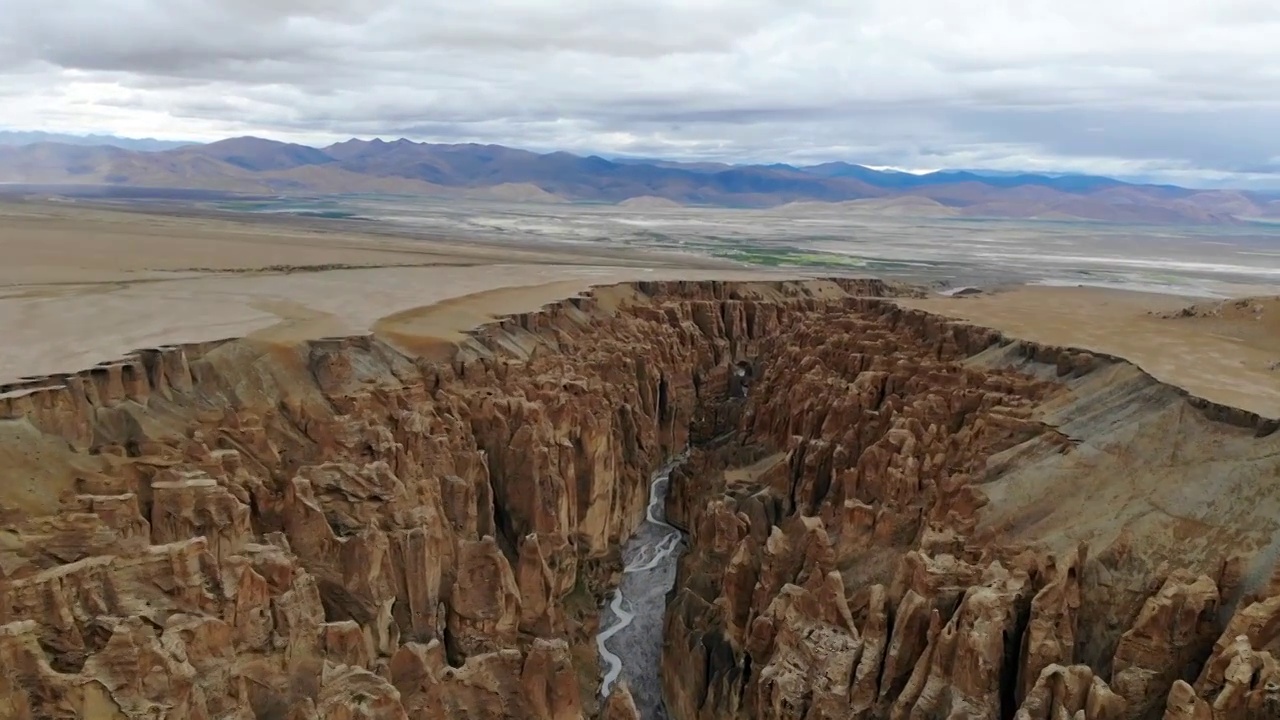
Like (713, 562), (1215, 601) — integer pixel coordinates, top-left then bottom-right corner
(2, 0), (1279, 186)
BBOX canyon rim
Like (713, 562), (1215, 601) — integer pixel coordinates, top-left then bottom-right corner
(1, 278), (1279, 720)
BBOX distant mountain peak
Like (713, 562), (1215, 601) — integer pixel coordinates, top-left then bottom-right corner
(0, 130), (192, 152)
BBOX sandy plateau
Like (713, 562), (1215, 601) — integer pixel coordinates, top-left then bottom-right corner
(1, 201), (1279, 720)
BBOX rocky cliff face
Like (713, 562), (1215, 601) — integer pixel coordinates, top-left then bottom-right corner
(0, 278), (1277, 720)
(656, 295), (1280, 720)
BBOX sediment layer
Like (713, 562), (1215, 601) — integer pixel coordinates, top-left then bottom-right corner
(0, 278), (1277, 720)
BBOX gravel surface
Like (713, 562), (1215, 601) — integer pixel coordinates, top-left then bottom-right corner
(597, 458), (686, 719)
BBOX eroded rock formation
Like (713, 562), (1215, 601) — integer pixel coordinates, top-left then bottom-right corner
(1, 278), (1278, 719)
(656, 289), (1280, 720)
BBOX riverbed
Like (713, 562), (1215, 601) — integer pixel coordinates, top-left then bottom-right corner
(597, 457), (687, 718)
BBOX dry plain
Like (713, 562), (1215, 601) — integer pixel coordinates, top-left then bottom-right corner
(0, 201), (777, 382)
(2, 199), (1275, 413)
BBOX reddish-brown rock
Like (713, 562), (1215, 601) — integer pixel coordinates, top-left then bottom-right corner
(0, 278), (1275, 719)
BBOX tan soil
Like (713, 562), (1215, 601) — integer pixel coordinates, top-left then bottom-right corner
(902, 286), (1280, 417)
(0, 200), (783, 383)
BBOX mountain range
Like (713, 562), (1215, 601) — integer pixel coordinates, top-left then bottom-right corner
(2, 135), (1279, 224)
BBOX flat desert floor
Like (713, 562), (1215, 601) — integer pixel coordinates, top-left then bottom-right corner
(0, 201), (782, 382)
(905, 288), (1280, 417)
(1, 199), (1277, 418)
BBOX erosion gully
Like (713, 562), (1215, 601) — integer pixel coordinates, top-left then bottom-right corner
(596, 455), (688, 719)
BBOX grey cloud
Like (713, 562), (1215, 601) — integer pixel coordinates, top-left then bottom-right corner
(945, 107), (1280, 174)
(1, 0), (1279, 187)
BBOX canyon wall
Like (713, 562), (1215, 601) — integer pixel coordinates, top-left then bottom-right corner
(0, 278), (881, 718)
(658, 296), (1280, 720)
(0, 278), (1277, 719)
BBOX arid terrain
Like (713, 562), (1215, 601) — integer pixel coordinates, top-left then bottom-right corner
(904, 288), (1280, 417)
(1, 201), (1279, 720)
(0, 201), (771, 383)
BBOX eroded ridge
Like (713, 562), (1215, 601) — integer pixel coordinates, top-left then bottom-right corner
(0, 278), (1276, 720)
(660, 300), (1280, 720)
(0, 278), (886, 718)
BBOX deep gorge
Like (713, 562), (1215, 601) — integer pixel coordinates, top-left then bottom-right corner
(1, 279), (1279, 720)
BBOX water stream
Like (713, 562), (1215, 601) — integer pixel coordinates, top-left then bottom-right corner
(596, 456), (687, 718)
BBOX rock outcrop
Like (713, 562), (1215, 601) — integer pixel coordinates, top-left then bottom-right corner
(650, 289), (1280, 720)
(1, 278), (1278, 719)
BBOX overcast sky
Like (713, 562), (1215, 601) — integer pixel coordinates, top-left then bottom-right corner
(2, 0), (1278, 186)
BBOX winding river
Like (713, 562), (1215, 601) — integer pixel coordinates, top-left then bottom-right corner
(596, 457), (687, 718)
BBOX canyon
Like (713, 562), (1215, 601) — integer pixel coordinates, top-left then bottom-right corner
(1, 278), (1279, 720)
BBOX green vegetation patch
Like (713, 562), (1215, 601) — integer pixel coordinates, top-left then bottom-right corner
(714, 247), (871, 268)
